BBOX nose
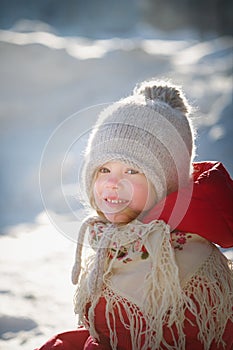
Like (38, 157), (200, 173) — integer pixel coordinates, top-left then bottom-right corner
(105, 175), (120, 189)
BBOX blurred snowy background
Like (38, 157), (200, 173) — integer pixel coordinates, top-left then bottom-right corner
(0, 1), (232, 349)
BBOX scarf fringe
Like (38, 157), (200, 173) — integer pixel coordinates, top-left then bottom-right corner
(73, 220), (233, 350)
(183, 245), (233, 350)
(102, 223), (195, 350)
(72, 216), (97, 285)
(141, 223), (194, 349)
(103, 287), (147, 349)
(100, 247), (233, 350)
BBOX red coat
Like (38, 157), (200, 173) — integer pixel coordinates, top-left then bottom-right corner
(143, 161), (233, 248)
(35, 162), (233, 350)
(35, 301), (233, 349)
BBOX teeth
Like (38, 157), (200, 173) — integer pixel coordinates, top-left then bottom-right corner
(106, 198), (127, 204)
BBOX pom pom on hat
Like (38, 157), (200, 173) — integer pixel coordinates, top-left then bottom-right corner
(134, 80), (190, 114)
(82, 79), (195, 210)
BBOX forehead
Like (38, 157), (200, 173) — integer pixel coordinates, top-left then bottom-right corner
(101, 160), (142, 171)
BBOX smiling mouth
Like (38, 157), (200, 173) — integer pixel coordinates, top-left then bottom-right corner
(104, 198), (128, 204)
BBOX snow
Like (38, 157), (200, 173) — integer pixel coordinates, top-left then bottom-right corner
(0, 22), (232, 349)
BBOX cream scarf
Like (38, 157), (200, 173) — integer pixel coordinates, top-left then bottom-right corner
(72, 217), (233, 350)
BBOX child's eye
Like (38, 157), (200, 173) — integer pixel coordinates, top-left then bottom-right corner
(126, 169), (139, 175)
(99, 167), (110, 174)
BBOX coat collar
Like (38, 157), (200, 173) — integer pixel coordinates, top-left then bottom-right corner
(142, 162), (233, 248)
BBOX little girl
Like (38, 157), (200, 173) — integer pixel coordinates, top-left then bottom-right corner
(36, 80), (233, 349)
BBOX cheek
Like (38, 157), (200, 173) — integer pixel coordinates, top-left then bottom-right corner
(131, 182), (149, 204)
(93, 178), (103, 195)
(131, 182), (156, 210)
(93, 179), (103, 206)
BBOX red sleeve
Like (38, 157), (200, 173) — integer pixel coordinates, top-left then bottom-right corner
(35, 328), (90, 350)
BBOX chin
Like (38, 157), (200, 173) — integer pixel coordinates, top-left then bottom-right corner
(105, 208), (140, 224)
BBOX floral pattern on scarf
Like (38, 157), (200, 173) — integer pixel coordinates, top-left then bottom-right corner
(171, 232), (192, 250)
(89, 221), (150, 263)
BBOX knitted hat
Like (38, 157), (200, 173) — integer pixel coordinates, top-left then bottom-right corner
(82, 79), (195, 207)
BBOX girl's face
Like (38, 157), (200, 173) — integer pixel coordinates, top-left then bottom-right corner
(93, 161), (157, 224)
